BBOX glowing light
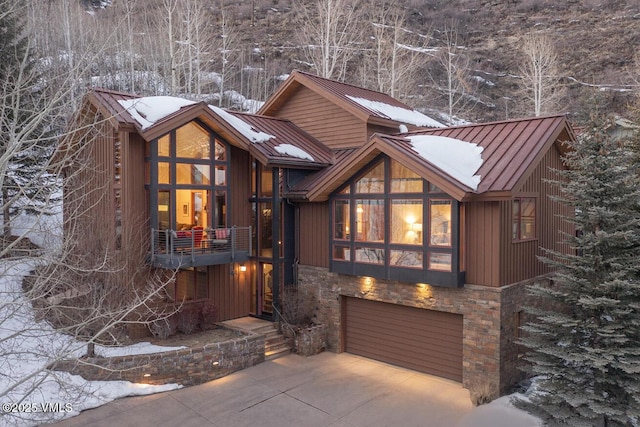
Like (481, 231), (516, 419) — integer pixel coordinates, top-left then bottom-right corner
(239, 265), (247, 272)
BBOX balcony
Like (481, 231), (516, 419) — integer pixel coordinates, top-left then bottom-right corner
(149, 226), (252, 269)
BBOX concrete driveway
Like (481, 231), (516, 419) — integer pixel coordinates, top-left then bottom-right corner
(51, 352), (474, 427)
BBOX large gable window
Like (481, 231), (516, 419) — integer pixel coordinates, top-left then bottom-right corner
(147, 120), (229, 232)
(331, 156), (463, 287)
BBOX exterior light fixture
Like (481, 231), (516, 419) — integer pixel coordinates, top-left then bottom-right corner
(239, 265), (247, 272)
(143, 373), (151, 378)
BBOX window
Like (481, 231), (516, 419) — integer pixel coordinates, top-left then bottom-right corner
(146, 120), (229, 231)
(429, 200), (452, 247)
(513, 197), (536, 241)
(330, 157), (462, 286)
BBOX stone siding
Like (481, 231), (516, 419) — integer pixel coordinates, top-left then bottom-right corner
(499, 276), (552, 392)
(297, 265), (547, 396)
(54, 331), (264, 386)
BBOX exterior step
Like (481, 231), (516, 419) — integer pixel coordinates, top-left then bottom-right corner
(221, 318), (291, 361)
(258, 323), (291, 361)
(265, 344), (291, 361)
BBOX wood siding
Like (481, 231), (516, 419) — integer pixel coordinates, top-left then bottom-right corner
(229, 146), (252, 228)
(271, 86), (367, 149)
(209, 145), (252, 321)
(366, 124), (404, 139)
(298, 202), (329, 268)
(343, 297), (463, 382)
(464, 201), (501, 286)
(121, 132), (149, 252)
(499, 144), (571, 285)
(209, 263), (251, 321)
(68, 114), (118, 256)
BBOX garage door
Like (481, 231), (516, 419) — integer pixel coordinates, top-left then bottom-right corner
(343, 297), (463, 382)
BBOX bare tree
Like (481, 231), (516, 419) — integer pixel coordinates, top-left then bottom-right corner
(162, 0), (179, 95)
(429, 23), (477, 123)
(294, 0), (363, 80)
(0, 2), (181, 424)
(519, 32), (564, 117)
(217, 4), (240, 107)
(364, 1), (430, 101)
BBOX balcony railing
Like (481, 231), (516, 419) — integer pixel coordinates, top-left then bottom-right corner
(149, 226), (252, 269)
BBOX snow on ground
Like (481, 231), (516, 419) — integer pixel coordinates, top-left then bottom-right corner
(456, 394), (542, 427)
(408, 135), (483, 190)
(1, 213), (183, 426)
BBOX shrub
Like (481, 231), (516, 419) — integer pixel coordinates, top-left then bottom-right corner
(199, 301), (218, 331)
(176, 304), (202, 334)
(468, 379), (498, 406)
(280, 285), (317, 326)
(149, 315), (178, 339)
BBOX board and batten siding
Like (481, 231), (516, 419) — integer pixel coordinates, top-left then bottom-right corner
(209, 263), (250, 321)
(121, 132), (149, 251)
(271, 86), (367, 149)
(208, 145), (253, 321)
(464, 201), (501, 287)
(499, 144), (572, 285)
(229, 146), (252, 228)
(298, 202), (330, 268)
(70, 116), (118, 255)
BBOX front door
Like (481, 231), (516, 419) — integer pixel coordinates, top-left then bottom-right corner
(261, 263), (273, 315)
(251, 262), (273, 318)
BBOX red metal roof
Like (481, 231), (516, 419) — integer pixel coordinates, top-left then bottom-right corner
(403, 115), (574, 194)
(88, 88), (139, 127)
(228, 112), (334, 167)
(85, 88), (332, 168)
(285, 149), (357, 198)
(295, 115), (575, 201)
(259, 71), (442, 127)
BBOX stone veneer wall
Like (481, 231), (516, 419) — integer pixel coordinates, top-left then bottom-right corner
(297, 265), (545, 396)
(500, 276), (552, 392)
(54, 332), (265, 386)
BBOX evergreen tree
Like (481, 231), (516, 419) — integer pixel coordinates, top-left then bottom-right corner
(0, 1), (58, 239)
(517, 113), (640, 426)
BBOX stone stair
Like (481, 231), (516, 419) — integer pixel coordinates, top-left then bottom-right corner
(255, 323), (291, 361)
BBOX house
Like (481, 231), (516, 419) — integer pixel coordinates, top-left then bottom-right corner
(66, 70), (576, 396)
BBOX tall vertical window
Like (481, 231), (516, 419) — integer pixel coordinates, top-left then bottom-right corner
(513, 197), (536, 241)
(146, 120), (229, 231)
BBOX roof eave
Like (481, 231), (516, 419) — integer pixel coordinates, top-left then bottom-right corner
(304, 134), (473, 202)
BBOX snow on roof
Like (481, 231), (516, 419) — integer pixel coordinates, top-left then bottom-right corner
(408, 135), (483, 190)
(347, 95), (445, 128)
(117, 96), (274, 143)
(118, 97), (196, 130)
(274, 143), (315, 161)
(208, 105), (274, 143)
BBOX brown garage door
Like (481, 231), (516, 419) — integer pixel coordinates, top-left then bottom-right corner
(344, 297), (463, 382)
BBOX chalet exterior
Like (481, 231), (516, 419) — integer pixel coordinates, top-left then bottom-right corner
(67, 70), (576, 395)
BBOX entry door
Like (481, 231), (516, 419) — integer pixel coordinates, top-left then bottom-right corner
(261, 263), (273, 314)
(251, 263), (273, 317)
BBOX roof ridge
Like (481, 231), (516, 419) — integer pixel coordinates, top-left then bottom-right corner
(293, 70), (407, 102)
(400, 114), (569, 135)
(227, 110), (293, 123)
(92, 87), (139, 97)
